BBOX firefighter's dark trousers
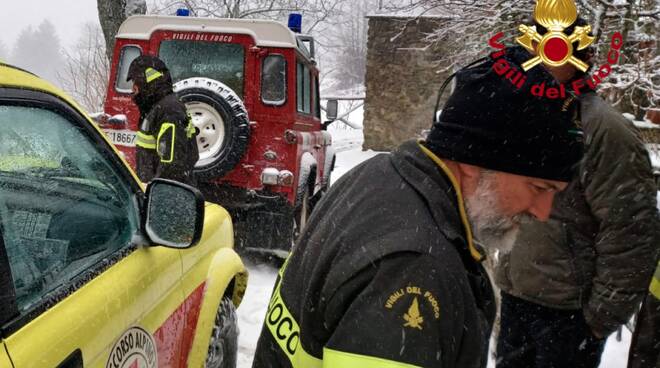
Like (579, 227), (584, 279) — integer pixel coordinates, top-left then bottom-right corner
(496, 292), (606, 368)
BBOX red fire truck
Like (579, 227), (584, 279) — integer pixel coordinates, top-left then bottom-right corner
(100, 13), (335, 256)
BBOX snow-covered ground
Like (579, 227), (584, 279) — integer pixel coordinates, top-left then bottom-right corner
(236, 137), (645, 367)
(236, 261), (278, 368)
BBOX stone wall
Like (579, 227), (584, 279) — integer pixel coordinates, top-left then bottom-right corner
(363, 16), (450, 152)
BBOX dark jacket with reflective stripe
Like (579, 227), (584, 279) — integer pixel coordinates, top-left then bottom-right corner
(628, 260), (660, 368)
(495, 92), (660, 337)
(136, 93), (198, 185)
(252, 140), (495, 368)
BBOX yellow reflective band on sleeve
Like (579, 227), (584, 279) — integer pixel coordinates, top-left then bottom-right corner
(650, 261), (660, 300)
(136, 131), (156, 149)
(279, 255), (291, 277)
(417, 141), (483, 262)
(323, 348), (422, 368)
(145, 67), (163, 83)
(650, 278), (660, 300)
(157, 123), (175, 163)
(266, 258), (321, 368)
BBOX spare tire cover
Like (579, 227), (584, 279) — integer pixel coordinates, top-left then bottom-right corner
(174, 77), (250, 181)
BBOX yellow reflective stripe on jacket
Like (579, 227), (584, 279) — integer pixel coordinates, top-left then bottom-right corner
(650, 261), (660, 300)
(157, 123), (175, 163)
(323, 348), (422, 368)
(266, 259), (322, 368)
(136, 131), (156, 149)
(145, 67), (163, 83)
(417, 141), (483, 262)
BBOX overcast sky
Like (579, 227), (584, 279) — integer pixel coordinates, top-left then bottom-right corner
(0, 1), (99, 50)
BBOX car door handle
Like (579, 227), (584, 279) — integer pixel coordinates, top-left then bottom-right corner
(57, 349), (83, 368)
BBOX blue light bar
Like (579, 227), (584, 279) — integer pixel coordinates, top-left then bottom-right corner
(176, 8), (190, 16)
(288, 13), (302, 33)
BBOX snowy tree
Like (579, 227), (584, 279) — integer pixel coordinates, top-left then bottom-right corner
(10, 21), (65, 85)
(59, 23), (110, 113)
(588, 0), (659, 119)
(150, 0), (344, 32)
(379, 0), (659, 116)
(97, 0), (148, 61)
(321, 0), (379, 93)
(376, 0), (535, 70)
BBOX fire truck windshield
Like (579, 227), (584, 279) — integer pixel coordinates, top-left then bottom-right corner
(159, 40), (245, 97)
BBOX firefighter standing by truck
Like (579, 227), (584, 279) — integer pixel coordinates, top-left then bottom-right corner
(127, 55), (198, 185)
(251, 52), (585, 368)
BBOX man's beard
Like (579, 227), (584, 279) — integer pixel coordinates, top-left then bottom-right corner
(464, 171), (528, 255)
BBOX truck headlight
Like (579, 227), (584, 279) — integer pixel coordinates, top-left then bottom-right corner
(261, 168), (280, 186)
(278, 170), (294, 186)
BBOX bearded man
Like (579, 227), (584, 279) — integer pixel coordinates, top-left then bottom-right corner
(251, 52), (584, 368)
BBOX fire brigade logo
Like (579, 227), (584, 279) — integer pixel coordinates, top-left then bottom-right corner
(516, 0), (595, 72)
(403, 297), (424, 330)
(385, 286), (440, 331)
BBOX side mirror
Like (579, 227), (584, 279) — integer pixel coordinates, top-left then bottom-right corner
(144, 179), (204, 249)
(326, 99), (338, 121)
(322, 100), (339, 130)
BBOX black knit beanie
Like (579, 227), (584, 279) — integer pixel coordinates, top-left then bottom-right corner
(425, 47), (584, 182)
(127, 55), (174, 115)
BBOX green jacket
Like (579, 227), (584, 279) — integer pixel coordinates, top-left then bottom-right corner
(495, 92), (660, 337)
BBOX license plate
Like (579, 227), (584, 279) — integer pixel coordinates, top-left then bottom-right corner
(103, 129), (136, 147)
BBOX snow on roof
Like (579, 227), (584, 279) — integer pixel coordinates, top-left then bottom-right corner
(623, 113), (660, 130)
(116, 15), (298, 48)
(635, 120), (660, 129)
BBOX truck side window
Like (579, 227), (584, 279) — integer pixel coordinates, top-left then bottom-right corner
(115, 46), (142, 93)
(262, 55), (286, 106)
(313, 74), (320, 119)
(296, 62), (311, 114)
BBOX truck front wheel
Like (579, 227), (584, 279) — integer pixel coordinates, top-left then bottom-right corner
(205, 296), (238, 368)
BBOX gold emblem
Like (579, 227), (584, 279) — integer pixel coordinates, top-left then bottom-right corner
(403, 297), (424, 330)
(516, 0), (594, 72)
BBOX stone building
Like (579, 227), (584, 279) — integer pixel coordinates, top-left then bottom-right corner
(363, 15), (450, 151)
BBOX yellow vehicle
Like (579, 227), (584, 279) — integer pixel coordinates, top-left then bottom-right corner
(0, 63), (248, 368)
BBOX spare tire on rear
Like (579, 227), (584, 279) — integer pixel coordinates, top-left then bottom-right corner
(174, 77), (250, 181)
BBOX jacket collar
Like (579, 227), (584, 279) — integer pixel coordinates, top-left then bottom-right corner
(391, 140), (484, 262)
